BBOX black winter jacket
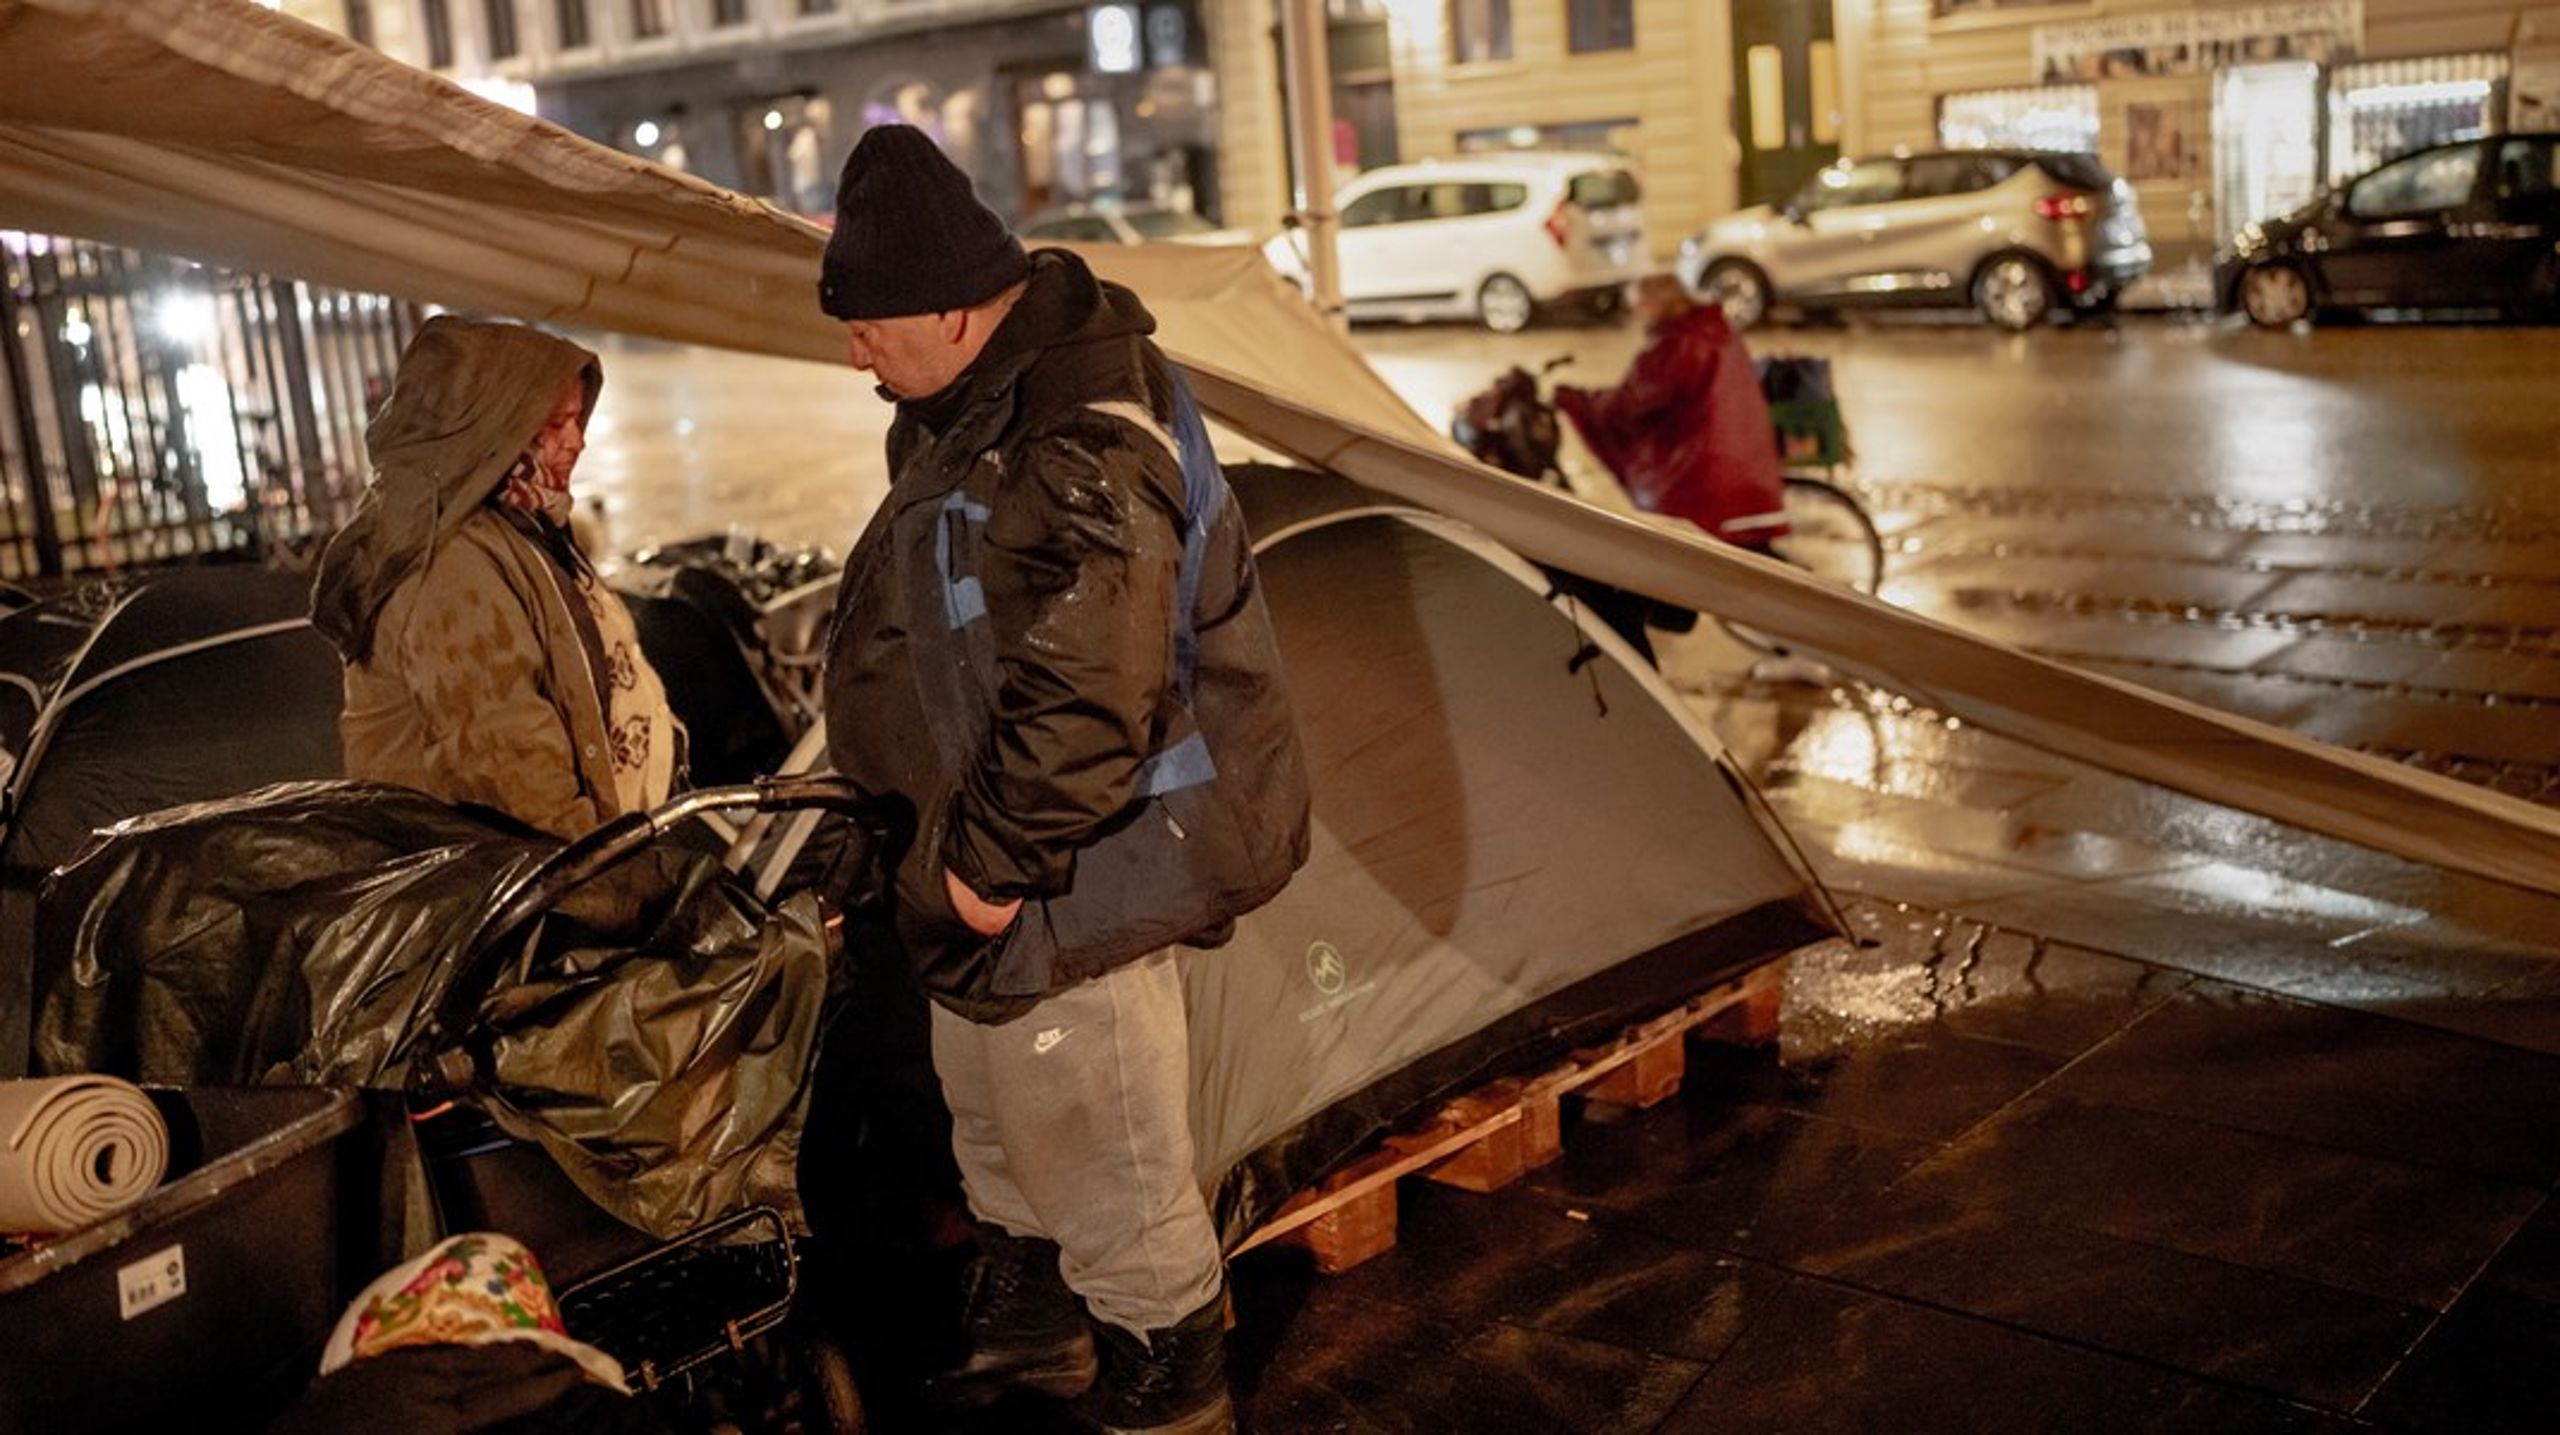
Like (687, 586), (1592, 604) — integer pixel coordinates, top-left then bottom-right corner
(823, 250), (1311, 1021)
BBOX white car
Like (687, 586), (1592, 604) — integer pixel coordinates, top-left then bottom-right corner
(1262, 153), (1647, 332)
(1021, 204), (1255, 247)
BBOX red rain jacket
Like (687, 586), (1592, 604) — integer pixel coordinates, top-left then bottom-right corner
(1555, 307), (1788, 548)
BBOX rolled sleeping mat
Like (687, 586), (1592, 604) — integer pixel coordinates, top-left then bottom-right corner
(0, 1075), (169, 1235)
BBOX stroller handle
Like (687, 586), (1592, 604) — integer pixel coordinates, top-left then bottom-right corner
(407, 773), (899, 1102)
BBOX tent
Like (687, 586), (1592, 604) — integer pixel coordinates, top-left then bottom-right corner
(1194, 467), (1827, 1238)
(6, 0), (2557, 899)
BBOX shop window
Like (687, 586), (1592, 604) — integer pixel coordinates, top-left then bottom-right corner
(2330, 55), (2508, 182)
(1936, 85), (2098, 154)
(1450, 0), (1510, 65)
(484, 0), (519, 58)
(1567, 0), (1633, 56)
(422, 0), (454, 68)
(709, 0), (747, 25)
(555, 0), (591, 47)
(630, 0), (667, 40)
(2345, 145), (2482, 219)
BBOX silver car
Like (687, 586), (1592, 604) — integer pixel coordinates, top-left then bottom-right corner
(1676, 150), (2153, 331)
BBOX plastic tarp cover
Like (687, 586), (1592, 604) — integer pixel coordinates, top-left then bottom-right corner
(31, 781), (829, 1238)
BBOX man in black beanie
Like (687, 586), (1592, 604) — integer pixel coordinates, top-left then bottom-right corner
(815, 125), (1310, 1435)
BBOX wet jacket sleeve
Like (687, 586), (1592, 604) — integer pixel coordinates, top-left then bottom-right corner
(1555, 327), (1711, 452)
(379, 540), (608, 840)
(944, 424), (1186, 899)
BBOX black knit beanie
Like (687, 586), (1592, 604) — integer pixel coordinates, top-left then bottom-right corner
(818, 125), (1029, 321)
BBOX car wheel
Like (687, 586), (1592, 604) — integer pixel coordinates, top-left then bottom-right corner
(1476, 274), (1535, 333)
(2240, 262), (2312, 329)
(1973, 254), (2054, 332)
(1701, 261), (1771, 330)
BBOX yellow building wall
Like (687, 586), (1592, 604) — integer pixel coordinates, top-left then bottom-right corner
(1379, 0), (1739, 260)
(1210, 0), (1295, 233)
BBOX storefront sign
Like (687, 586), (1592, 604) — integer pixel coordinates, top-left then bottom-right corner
(2034, 1), (2362, 83)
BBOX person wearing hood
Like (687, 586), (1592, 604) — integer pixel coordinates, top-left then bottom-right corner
(816, 127), (1309, 1435)
(311, 317), (681, 840)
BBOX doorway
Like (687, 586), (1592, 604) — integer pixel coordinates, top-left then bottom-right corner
(2214, 62), (2323, 235)
(1732, 0), (1842, 207)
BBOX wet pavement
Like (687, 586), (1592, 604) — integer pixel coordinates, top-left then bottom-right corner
(569, 310), (2560, 1430)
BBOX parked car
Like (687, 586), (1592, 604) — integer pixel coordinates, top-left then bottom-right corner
(1021, 203), (1254, 247)
(1261, 153), (1647, 332)
(1675, 150), (2153, 332)
(2216, 134), (2560, 328)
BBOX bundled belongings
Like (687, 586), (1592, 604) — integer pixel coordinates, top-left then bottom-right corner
(269, 1231), (673, 1435)
(0, 1086), (366, 1435)
(30, 780), (835, 1239)
(0, 1072), (167, 1234)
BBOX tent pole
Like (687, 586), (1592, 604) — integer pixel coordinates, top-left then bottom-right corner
(1277, 0), (1346, 334)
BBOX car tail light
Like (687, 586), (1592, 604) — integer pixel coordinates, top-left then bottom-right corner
(1544, 200), (1572, 249)
(2036, 193), (2094, 223)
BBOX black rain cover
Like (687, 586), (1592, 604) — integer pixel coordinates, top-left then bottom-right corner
(31, 781), (829, 1238)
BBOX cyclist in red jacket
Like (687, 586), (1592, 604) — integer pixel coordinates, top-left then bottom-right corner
(1555, 275), (1789, 551)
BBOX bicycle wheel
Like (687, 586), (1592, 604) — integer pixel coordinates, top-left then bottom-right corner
(1768, 475), (1884, 596)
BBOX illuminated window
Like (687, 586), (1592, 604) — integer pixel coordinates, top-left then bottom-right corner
(1450, 0), (1511, 64)
(1937, 85), (2099, 153)
(1747, 46), (1785, 151)
(1809, 40), (1840, 145)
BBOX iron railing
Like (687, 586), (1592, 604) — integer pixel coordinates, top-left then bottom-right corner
(0, 234), (419, 581)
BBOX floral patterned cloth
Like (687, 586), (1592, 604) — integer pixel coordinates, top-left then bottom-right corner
(319, 1232), (627, 1393)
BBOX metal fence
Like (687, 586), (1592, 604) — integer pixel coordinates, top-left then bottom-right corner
(0, 234), (420, 581)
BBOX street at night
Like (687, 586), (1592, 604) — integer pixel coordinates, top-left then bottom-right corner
(9, 0), (2560, 1432)
(560, 310), (2560, 1430)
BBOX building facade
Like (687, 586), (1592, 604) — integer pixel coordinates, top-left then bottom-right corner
(287, 1), (2560, 270)
(1842, 1), (2555, 259)
(298, 0), (1278, 231)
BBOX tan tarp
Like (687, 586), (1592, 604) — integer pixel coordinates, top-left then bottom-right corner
(8, 0), (2560, 897)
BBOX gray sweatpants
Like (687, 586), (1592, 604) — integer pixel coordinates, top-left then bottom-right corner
(928, 949), (1223, 1337)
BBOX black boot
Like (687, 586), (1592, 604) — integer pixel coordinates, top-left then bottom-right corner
(924, 1227), (1097, 1409)
(1072, 1292), (1234, 1435)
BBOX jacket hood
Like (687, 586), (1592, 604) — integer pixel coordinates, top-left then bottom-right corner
(900, 248), (1156, 426)
(310, 316), (600, 662)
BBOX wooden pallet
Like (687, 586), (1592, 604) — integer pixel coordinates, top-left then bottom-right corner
(1234, 956), (1788, 1275)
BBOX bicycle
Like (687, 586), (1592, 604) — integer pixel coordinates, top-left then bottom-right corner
(1451, 354), (1887, 605)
